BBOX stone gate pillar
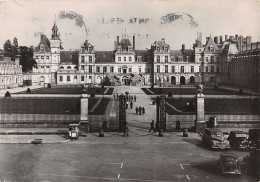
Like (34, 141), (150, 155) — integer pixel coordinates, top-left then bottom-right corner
(119, 94), (126, 132)
(80, 93), (90, 132)
(156, 95), (166, 135)
(195, 92), (206, 132)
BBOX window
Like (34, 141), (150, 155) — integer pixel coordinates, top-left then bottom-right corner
(118, 68), (121, 73)
(40, 45), (45, 52)
(67, 76), (70, 81)
(165, 56), (168, 63)
(41, 56), (44, 59)
(74, 76), (77, 79)
(211, 56), (214, 63)
(206, 67), (209, 73)
(179, 57), (183, 62)
(35, 56), (39, 59)
(124, 57), (126, 61)
(139, 67), (141, 73)
(157, 65), (160, 73)
(171, 57), (174, 62)
(81, 76), (84, 81)
(81, 65), (84, 70)
(46, 56), (49, 59)
(89, 46), (92, 52)
(206, 57), (208, 62)
(210, 46), (215, 52)
(156, 47), (160, 52)
(46, 66), (49, 68)
(171, 66), (175, 73)
(89, 65), (92, 73)
(129, 68), (132, 73)
(181, 66), (184, 73)
(199, 66), (201, 72)
(89, 56), (92, 63)
(96, 66), (100, 73)
(67, 66), (71, 69)
(60, 66), (64, 69)
(118, 57), (121, 61)
(165, 46), (168, 52)
(217, 67), (219, 73)
(81, 56), (84, 63)
(186, 56), (189, 62)
(110, 66), (114, 73)
(165, 65), (168, 73)
(211, 66), (214, 73)
(89, 76), (92, 80)
(157, 56), (160, 63)
(216, 57), (219, 62)
(191, 66), (194, 73)
(129, 57), (132, 61)
(199, 57), (202, 62)
(147, 68), (150, 73)
(60, 76), (63, 82)
(103, 66), (107, 73)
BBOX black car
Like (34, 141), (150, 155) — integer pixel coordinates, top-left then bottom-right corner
(227, 131), (248, 149)
(217, 153), (242, 175)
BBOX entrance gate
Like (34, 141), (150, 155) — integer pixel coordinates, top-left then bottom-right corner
(156, 95), (166, 132)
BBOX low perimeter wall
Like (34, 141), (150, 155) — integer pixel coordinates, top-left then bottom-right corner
(166, 114), (260, 130)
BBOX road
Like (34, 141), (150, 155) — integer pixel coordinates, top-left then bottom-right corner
(0, 129), (254, 182)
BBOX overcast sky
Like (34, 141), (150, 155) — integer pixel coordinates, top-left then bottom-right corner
(0, 0), (260, 51)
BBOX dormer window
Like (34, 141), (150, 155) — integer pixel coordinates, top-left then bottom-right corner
(209, 46), (215, 52)
(156, 47), (160, 52)
(165, 46), (168, 52)
(40, 45), (45, 52)
(35, 56), (39, 59)
(89, 46), (92, 52)
(128, 47), (132, 52)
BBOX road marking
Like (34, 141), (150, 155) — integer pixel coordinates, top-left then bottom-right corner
(180, 164), (184, 170)
(186, 175), (190, 181)
(118, 174), (120, 179)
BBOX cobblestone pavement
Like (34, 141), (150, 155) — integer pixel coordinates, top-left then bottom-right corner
(0, 135), (69, 144)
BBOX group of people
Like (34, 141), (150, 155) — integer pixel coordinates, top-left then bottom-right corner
(135, 106), (145, 115)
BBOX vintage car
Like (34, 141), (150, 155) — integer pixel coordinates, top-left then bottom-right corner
(217, 153), (242, 175)
(202, 128), (230, 149)
(68, 124), (79, 140)
(227, 131), (248, 149)
(248, 129), (260, 149)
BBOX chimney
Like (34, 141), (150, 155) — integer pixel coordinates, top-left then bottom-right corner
(206, 37), (210, 42)
(235, 34), (238, 40)
(133, 35), (135, 50)
(214, 36), (219, 44)
(117, 36), (119, 45)
(182, 44), (185, 54)
(225, 35), (228, 41)
(238, 36), (243, 52)
(162, 38), (165, 46)
(220, 36), (223, 43)
(114, 41), (117, 50)
(246, 36), (251, 44)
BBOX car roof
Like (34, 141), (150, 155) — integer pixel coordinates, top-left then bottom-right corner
(69, 124), (79, 126)
(205, 128), (222, 132)
(220, 153), (238, 158)
(230, 131), (247, 134)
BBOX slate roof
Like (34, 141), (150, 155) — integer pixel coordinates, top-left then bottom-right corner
(170, 49), (194, 62)
(60, 51), (79, 64)
(95, 51), (115, 63)
(135, 50), (149, 62)
(118, 39), (132, 50)
(202, 37), (221, 53)
(222, 43), (238, 55)
(35, 35), (51, 52)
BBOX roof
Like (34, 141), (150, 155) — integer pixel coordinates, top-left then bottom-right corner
(35, 35), (51, 52)
(202, 37), (221, 54)
(95, 51), (115, 63)
(135, 50), (148, 62)
(170, 49), (194, 62)
(118, 39), (132, 50)
(222, 43), (238, 55)
(60, 51), (79, 64)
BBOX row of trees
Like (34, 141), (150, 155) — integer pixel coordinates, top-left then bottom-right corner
(3, 38), (37, 72)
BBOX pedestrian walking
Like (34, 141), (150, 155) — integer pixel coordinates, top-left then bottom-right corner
(134, 95), (136, 102)
(130, 101), (133, 109)
(149, 120), (155, 133)
(139, 106), (142, 115)
(142, 107), (145, 115)
(135, 107), (138, 115)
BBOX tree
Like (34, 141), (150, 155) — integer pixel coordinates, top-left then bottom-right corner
(3, 39), (14, 60)
(18, 46), (37, 72)
(12, 37), (19, 57)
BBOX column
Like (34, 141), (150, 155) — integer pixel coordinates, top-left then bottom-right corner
(195, 92), (206, 132)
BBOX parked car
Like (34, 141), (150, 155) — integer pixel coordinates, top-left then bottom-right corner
(227, 131), (248, 149)
(217, 153), (242, 175)
(202, 128), (230, 149)
(248, 129), (260, 149)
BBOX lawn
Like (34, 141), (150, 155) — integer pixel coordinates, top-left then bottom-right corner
(19, 87), (114, 95)
(142, 87), (248, 95)
(0, 97), (107, 115)
(164, 98), (259, 115)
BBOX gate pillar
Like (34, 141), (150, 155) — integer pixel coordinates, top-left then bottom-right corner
(119, 94), (126, 132)
(156, 95), (166, 135)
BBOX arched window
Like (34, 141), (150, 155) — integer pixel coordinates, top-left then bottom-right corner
(67, 66), (71, 69)
(60, 66), (64, 69)
(41, 56), (44, 59)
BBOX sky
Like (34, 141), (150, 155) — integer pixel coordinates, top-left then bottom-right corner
(0, 0), (260, 51)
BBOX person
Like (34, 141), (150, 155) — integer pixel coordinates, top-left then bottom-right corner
(134, 95), (136, 102)
(126, 101), (129, 109)
(139, 106), (142, 115)
(131, 95), (133, 101)
(149, 120), (155, 133)
(142, 107), (145, 115)
(135, 107), (138, 115)
(130, 101), (133, 109)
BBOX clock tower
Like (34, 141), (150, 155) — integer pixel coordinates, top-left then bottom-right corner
(50, 21), (61, 84)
